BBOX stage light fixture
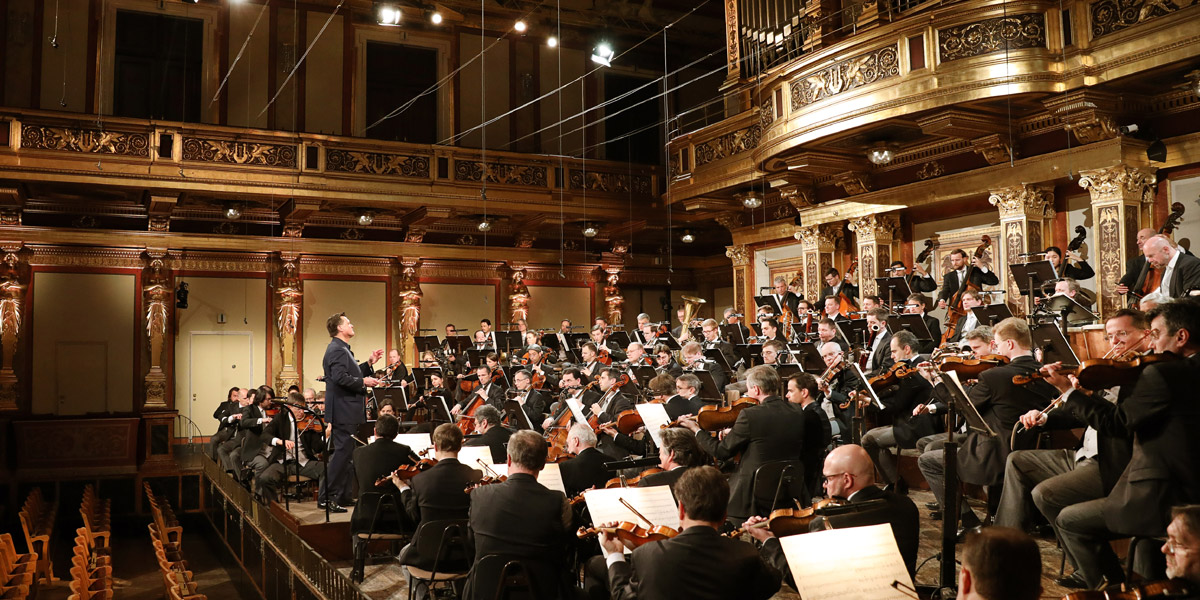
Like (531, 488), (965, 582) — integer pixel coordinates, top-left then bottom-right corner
(358, 212), (375, 226)
(514, 20), (527, 32)
(224, 205), (242, 221)
(591, 42), (614, 67)
(478, 219), (492, 232)
(429, 11), (443, 24)
(547, 36), (558, 48)
(680, 230), (696, 244)
(1147, 139), (1167, 162)
(866, 142), (894, 165)
(377, 4), (402, 26)
(581, 223), (599, 238)
(740, 191), (762, 209)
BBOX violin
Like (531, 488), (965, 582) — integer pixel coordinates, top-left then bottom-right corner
(1063, 578), (1194, 600)
(936, 354), (1009, 379)
(665, 397), (759, 431)
(373, 458), (437, 487)
(604, 467), (664, 489)
(942, 235), (991, 345)
(464, 475), (507, 493)
(576, 522), (680, 548)
(597, 347), (613, 366)
(1013, 352), (1180, 389)
(597, 408), (645, 436)
(842, 362), (922, 409)
(729, 498), (848, 538)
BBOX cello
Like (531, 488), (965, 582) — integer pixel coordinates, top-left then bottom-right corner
(941, 235), (991, 346)
(836, 259), (860, 318)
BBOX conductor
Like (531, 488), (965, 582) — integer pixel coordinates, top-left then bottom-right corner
(322, 312), (383, 512)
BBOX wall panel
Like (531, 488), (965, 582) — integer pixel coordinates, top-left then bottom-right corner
(225, 1), (270, 128)
(526, 284), (590, 331)
(459, 32), (510, 148)
(420, 283), (497, 336)
(31, 272), (135, 415)
(301, 280), (387, 391)
(39, 0), (89, 112)
(304, 11), (342, 134)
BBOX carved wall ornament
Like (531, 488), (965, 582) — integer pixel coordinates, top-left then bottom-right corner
(0, 209), (20, 226)
(1077, 165), (1158, 199)
(282, 222), (304, 238)
(562, 239), (579, 251)
(603, 271), (623, 325)
(275, 258), (302, 391)
(325, 148), (430, 178)
(716, 213), (746, 231)
(0, 244), (25, 412)
(725, 0), (741, 72)
(181, 138), (297, 168)
(142, 251), (172, 409)
(917, 161), (945, 180)
(760, 97), (775, 129)
(21, 124), (150, 156)
(514, 231), (537, 248)
(938, 14), (1047, 62)
(726, 245), (750, 266)
(1004, 221), (1028, 314)
(693, 124), (762, 167)
(569, 170), (652, 195)
(1097, 205), (1124, 317)
(795, 224), (844, 250)
(610, 241), (630, 256)
(397, 263), (423, 353)
(833, 172), (872, 196)
(782, 187), (816, 210)
(847, 214), (899, 243)
(455, 160), (547, 187)
(972, 135), (1015, 165)
(340, 228), (363, 240)
(148, 215), (170, 232)
(790, 45), (899, 108)
(1090, 0), (1194, 37)
(458, 235), (478, 246)
(405, 228), (427, 244)
(988, 185), (1054, 218)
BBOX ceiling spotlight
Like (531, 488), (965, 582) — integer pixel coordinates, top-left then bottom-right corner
(429, 11), (443, 24)
(866, 143), (894, 165)
(680, 230), (696, 244)
(581, 223), (599, 238)
(546, 36), (558, 48)
(591, 42), (614, 67)
(358, 212), (375, 226)
(224, 205), (242, 221)
(741, 191), (762, 209)
(514, 20), (527, 32)
(377, 4), (402, 26)
(477, 219), (492, 232)
(1186, 70), (1200, 97)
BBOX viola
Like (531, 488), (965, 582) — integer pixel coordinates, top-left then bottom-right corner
(576, 522), (680, 548)
(665, 397), (759, 431)
(298, 414), (324, 433)
(373, 458), (437, 487)
(1063, 578), (1194, 600)
(730, 498), (848, 538)
(597, 347), (613, 366)
(604, 467), (664, 489)
(942, 235), (991, 345)
(936, 354), (1009, 379)
(597, 408), (645, 436)
(464, 475), (507, 493)
(842, 362), (922, 409)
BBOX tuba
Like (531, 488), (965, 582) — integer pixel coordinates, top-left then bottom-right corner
(677, 295), (707, 347)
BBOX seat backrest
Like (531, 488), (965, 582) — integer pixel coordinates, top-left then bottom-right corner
(351, 491), (408, 536)
(467, 554), (548, 600)
(750, 459), (807, 515)
(410, 519), (472, 574)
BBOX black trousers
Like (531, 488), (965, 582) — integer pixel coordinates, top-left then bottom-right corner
(328, 422), (356, 504)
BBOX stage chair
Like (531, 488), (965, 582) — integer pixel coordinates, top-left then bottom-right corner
(465, 554), (561, 600)
(401, 519), (472, 600)
(19, 488), (57, 584)
(350, 493), (411, 582)
(749, 460), (807, 515)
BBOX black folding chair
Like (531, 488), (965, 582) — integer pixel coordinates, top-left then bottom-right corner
(749, 459), (807, 516)
(401, 519), (472, 600)
(351, 492), (410, 582)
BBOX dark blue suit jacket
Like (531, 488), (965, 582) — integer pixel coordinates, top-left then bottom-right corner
(323, 337), (374, 426)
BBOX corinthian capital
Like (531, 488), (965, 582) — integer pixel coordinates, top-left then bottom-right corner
(794, 224), (843, 250)
(988, 184), (1054, 219)
(1078, 165), (1157, 201)
(847, 214), (899, 243)
(725, 245), (750, 266)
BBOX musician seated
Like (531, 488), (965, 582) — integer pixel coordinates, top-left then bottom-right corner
(638, 427), (705, 490)
(379, 348), (410, 388)
(471, 329), (491, 351)
(462, 405), (512, 464)
(653, 344), (683, 378)
(666, 374), (708, 421)
(351, 414), (420, 523)
(861, 331), (937, 493)
(786, 373), (833, 501)
(508, 369), (547, 431)
(635, 314), (659, 346)
(670, 307), (689, 340)
(579, 342), (604, 380)
(209, 386), (245, 461)
(479, 318), (497, 349)
(946, 290), (985, 345)
(821, 267), (858, 301)
(452, 365), (504, 414)
(541, 368), (599, 430)
(524, 344), (556, 384)
(1116, 227), (1156, 299)
(522, 331), (540, 349)
(699, 318), (738, 370)
(680, 341), (728, 391)
(726, 340), (786, 397)
(591, 326), (627, 362)
(234, 387), (276, 479)
(863, 309), (894, 376)
(744, 444), (919, 578)
(816, 318), (847, 352)
(646, 373), (675, 403)
(625, 342), (652, 367)
(600, 466), (783, 600)
(1164, 505), (1200, 590)
(723, 307), (751, 343)
(1041, 277), (1095, 325)
(559, 423), (611, 496)
(860, 294), (882, 312)
(393, 423), (481, 526)
(465, 431), (573, 599)
(758, 317), (787, 344)
(591, 368), (645, 459)
(957, 527), (1043, 600)
(254, 394), (328, 505)
(821, 295), (847, 322)
(903, 293), (941, 354)
(913, 326), (994, 463)
(1046, 245), (1095, 281)
(815, 342), (858, 439)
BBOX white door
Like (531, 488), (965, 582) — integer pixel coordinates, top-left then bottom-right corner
(188, 332), (252, 437)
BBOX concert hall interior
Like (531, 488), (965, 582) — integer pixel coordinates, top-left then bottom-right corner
(2, 0), (1200, 599)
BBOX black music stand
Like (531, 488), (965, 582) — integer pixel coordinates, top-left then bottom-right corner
(687, 326), (703, 341)
(692, 370), (722, 400)
(736, 343), (764, 368)
(541, 333), (562, 355)
(1031, 322), (1081, 368)
(875, 276), (913, 313)
(1042, 294), (1099, 332)
(608, 330), (632, 349)
(754, 295), (784, 317)
(791, 342), (825, 372)
(1010, 260), (1056, 317)
(465, 349), (488, 370)
(411, 367), (442, 390)
(703, 348), (734, 375)
(496, 331), (523, 355)
(775, 364), (801, 379)
(413, 335), (440, 356)
(566, 332), (591, 350)
(969, 303), (1013, 327)
(721, 324), (747, 344)
(836, 318), (872, 352)
(631, 366), (657, 390)
(501, 397), (535, 431)
(886, 314), (933, 349)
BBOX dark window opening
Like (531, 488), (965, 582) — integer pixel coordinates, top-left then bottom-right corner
(603, 72), (661, 165)
(113, 10), (203, 122)
(365, 41), (438, 144)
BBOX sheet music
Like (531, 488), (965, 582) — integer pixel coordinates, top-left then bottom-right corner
(537, 462), (567, 495)
(566, 397), (588, 426)
(635, 403), (671, 448)
(458, 445), (498, 466)
(393, 433), (433, 456)
(583, 486), (679, 531)
(779, 524), (911, 600)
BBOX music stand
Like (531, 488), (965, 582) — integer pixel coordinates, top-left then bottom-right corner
(497, 331), (523, 354)
(736, 343), (763, 368)
(875, 276), (913, 312)
(754, 295), (784, 317)
(721, 324), (747, 345)
(1009, 260), (1057, 316)
(703, 348), (734, 375)
(969, 303), (1013, 327)
(692, 370), (722, 400)
(1031, 322), (1081, 368)
(414, 335), (440, 356)
(886, 315), (933, 349)
(836, 318), (872, 352)
(566, 332), (591, 350)
(1042, 294), (1099, 332)
(411, 367), (442, 390)
(501, 398), (535, 431)
(608, 330), (631, 349)
(775, 364), (801, 380)
(465, 349), (489, 370)
(792, 342), (825, 372)
(630, 366), (657, 391)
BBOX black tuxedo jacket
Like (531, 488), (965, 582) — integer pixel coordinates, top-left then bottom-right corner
(957, 355), (1056, 486)
(402, 457), (481, 525)
(237, 404), (272, 457)
(1163, 252), (1200, 297)
(213, 400), (242, 432)
(907, 274), (937, 294)
(559, 447), (611, 496)
(464, 426), (514, 464)
(466, 473), (572, 598)
(657, 360), (684, 378)
(1060, 260), (1095, 281)
(1066, 352), (1200, 536)
(694, 396), (808, 520)
(636, 466), (688, 490)
(770, 291), (801, 317)
(457, 382), (505, 410)
(919, 314), (942, 353)
(594, 392), (644, 459)
(865, 331), (894, 375)
(351, 439), (420, 532)
(937, 267), (999, 304)
(800, 401), (832, 494)
(876, 358), (936, 447)
(256, 412), (325, 464)
(323, 337), (374, 426)
(702, 339), (739, 372)
(820, 283), (858, 302)
(1120, 254), (1149, 291)
(512, 389), (548, 430)
(664, 394), (706, 421)
(609, 525), (781, 600)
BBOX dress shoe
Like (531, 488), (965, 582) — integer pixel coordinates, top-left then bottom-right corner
(925, 501), (941, 511)
(1054, 573), (1088, 589)
(955, 525), (984, 544)
(928, 510), (942, 520)
(317, 501), (348, 514)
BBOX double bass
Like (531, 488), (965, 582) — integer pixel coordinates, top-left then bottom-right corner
(941, 235), (991, 345)
(1130, 202), (1185, 306)
(836, 260), (860, 318)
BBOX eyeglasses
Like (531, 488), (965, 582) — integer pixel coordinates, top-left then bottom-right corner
(1164, 539), (1197, 555)
(822, 472), (849, 482)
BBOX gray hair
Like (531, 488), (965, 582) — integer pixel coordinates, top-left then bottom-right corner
(474, 404), (502, 427)
(568, 423), (597, 447)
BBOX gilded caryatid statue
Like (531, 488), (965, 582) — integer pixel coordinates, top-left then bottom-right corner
(604, 272), (624, 325)
(509, 269), (530, 324)
(142, 255), (171, 407)
(398, 265), (423, 340)
(277, 280), (302, 370)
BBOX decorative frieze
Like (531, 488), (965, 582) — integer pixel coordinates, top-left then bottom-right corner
(693, 124), (762, 167)
(568, 170), (652, 194)
(833, 172), (872, 196)
(21, 124), (150, 156)
(1091, 0), (1190, 38)
(454, 161), (547, 187)
(938, 14), (1046, 62)
(181, 138), (297, 168)
(325, 148), (430, 178)
(790, 45), (899, 108)
(726, 245), (750, 266)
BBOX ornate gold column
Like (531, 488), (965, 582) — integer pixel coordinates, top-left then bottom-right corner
(848, 214), (900, 304)
(274, 253), (302, 392)
(721, 0), (741, 87)
(602, 266), (625, 325)
(1078, 165), (1157, 319)
(507, 262), (532, 325)
(396, 257), (422, 363)
(0, 244), (26, 412)
(988, 185), (1055, 316)
(142, 249), (171, 409)
(726, 245), (751, 320)
(794, 224), (843, 302)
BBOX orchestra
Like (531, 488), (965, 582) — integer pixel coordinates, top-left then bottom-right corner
(204, 251), (1200, 600)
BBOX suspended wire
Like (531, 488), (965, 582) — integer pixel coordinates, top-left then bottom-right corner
(258, 0), (344, 118)
(557, 0), (565, 278)
(662, 25), (672, 285)
(211, 0), (270, 106)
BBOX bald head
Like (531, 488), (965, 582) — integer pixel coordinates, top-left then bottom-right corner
(823, 444), (875, 498)
(1145, 235), (1179, 269)
(1136, 228), (1156, 251)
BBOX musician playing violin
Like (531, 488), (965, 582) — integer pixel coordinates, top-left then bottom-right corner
(653, 344), (683, 377)
(887, 259), (937, 294)
(524, 344), (557, 390)
(993, 309), (1146, 586)
(786, 373), (833, 500)
(699, 318), (738, 372)
(742, 445), (919, 580)
(816, 318), (847, 352)
(591, 325), (627, 362)
(378, 348), (410, 388)
(579, 342), (603, 380)
(510, 369), (548, 431)
(1046, 300), (1200, 589)
(393, 423), (483, 569)
(1164, 505), (1200, 591)
(595, 466), (782, 600)
(861, 331), (936, 495)
(816, 342), (860, 438)
(540, 368), (600, 431)
(559, 423), (610, 496)
(591, 368), (645, 459)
